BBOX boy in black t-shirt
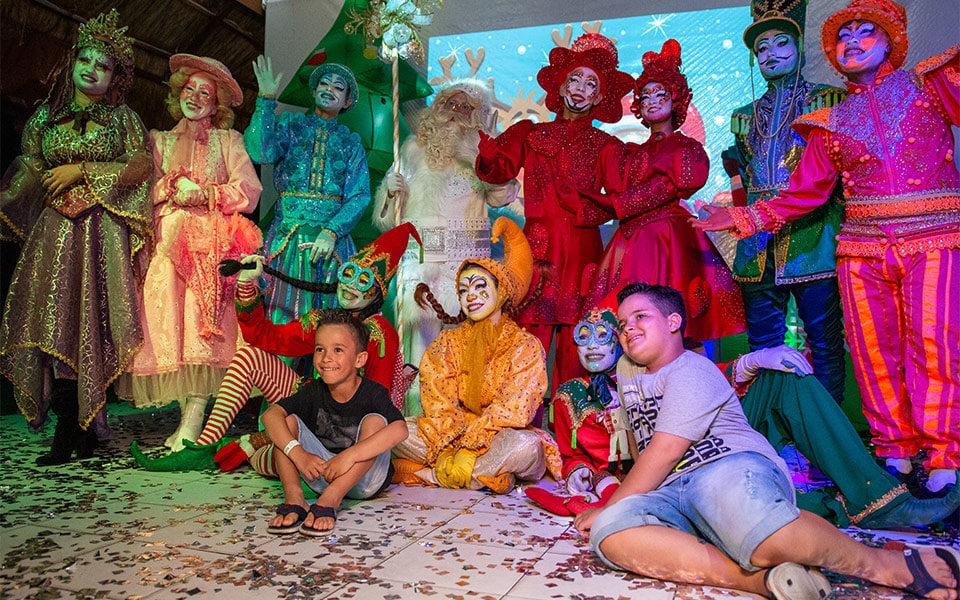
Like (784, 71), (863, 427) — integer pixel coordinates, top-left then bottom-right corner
(261, 310), (407, 536)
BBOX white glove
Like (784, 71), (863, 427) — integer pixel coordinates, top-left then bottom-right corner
(237, 254), (265, 282)
(308, 230), (336, 265)
(735, 345), (812, 384)
(252, 55), (283, 97)
(566, 467), (593, 494)
(174, 176), (205, 207)
(385, 172), (408, 197)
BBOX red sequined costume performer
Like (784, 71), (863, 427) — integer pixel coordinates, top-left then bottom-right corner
(0, 10), (153, 465)
(475, 33), (633, 390)
(584, 40), (745, 343)
(131, 224), (420, 474)
(696, 0), (960, 496)
(525, 306), (630, 516)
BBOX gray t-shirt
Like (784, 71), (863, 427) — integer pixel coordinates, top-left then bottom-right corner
(616, 350), (790, 488)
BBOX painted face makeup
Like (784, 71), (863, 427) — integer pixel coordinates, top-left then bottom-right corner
(755, 29), (800, 81)
(560, 66), (604, 116)
(336, 261), (377, 311)
(574, 320), (621, 374)
(180, 72), (218, 121)
(72, 47), (115, 99)
(639, 82), (673, 126)
(457, 265), (499, 322)
(314, 72), (351, 116)
(836, 20), (890, 79)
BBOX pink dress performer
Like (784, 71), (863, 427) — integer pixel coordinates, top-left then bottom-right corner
(475, 33), (633, 390)
(126, 55), (262, 452)
(585, 40), (745, 344)
(695, 0), (960, 497)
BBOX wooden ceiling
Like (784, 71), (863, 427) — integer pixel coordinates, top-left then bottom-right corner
(1, 0), (265, 148)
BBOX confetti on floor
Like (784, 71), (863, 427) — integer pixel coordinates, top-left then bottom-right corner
(0, 401), (955, 599)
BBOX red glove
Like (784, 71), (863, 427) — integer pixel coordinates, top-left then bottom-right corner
(477, 130), (498, 158)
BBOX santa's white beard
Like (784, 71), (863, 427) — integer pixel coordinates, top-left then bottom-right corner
(418, 114), (481, 170)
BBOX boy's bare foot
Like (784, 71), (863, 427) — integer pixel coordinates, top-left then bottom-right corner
(301, 504), (337, 536)
(267, 503), (308, 535)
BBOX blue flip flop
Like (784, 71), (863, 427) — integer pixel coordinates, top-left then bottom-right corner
(267, 503), (308, 535)
(902, 543), (960, 598)
(300, 504), (337, 537)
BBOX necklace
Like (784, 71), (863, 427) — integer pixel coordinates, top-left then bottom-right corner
(750, 65), (803, 141)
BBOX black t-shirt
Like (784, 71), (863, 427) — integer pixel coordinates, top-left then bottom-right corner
(277, 378), (403, 454)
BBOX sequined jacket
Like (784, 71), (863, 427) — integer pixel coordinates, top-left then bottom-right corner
(729, 47), (960, 258)
(243, 96), (370, 251)
(416, 317), (547, 463)
(550, 374), (630, 480)
(475, 117), (620, 324)
(730, 78), (846, 283)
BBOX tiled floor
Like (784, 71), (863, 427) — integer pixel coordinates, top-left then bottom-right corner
(1, 401), (956, 599)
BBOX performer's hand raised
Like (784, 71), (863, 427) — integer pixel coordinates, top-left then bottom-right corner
(252, 55), (283, 97)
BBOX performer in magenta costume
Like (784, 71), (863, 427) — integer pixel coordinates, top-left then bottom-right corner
(126, 54), (262, 452)
(475, 33), (633, 390)
(583, 39), (745, 344)
(696, 0), (960, 497)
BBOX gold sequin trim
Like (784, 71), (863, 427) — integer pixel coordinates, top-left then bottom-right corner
(839, 484), (907, 526)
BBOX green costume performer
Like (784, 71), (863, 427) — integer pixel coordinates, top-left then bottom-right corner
(729, 361), (960, 528)
(727, 0), (847, 404)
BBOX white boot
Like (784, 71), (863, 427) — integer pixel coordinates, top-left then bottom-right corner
(168, 396), (208, 452)
(927, 469), (958, 494)
(164, 399), (188, 448)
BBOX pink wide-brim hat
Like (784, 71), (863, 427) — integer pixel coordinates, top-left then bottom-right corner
(169, 54), (244, 107)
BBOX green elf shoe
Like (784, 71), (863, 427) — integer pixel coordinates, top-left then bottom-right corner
(131, 439), (217, 472)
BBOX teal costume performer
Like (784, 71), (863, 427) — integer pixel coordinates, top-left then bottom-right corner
(727, 363), (960, 528)
(244, 62), (370, 323)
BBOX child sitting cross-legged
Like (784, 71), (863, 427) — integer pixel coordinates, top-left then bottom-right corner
(261, 309), (407, 536)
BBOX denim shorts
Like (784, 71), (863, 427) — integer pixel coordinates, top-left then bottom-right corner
(590, 451), (799, 571)
(294, 414), (392, 499)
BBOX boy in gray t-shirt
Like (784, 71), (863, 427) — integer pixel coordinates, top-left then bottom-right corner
(575, 282), (959, 599)
(617, 350), (790, 489)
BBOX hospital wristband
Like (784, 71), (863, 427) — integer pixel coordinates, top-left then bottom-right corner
(282, 439), (301, 456)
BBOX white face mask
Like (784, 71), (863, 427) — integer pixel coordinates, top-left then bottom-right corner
(180, 72), (218, 121)
(72, 47), (115, 99)
(314, 72), (351, 116)
(836, 20), (891, 77)
(638, 82), (673, 126)
(458, 266), (499, 322)
(560, 66), (604, 115)
(755, 30), (800, 81)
